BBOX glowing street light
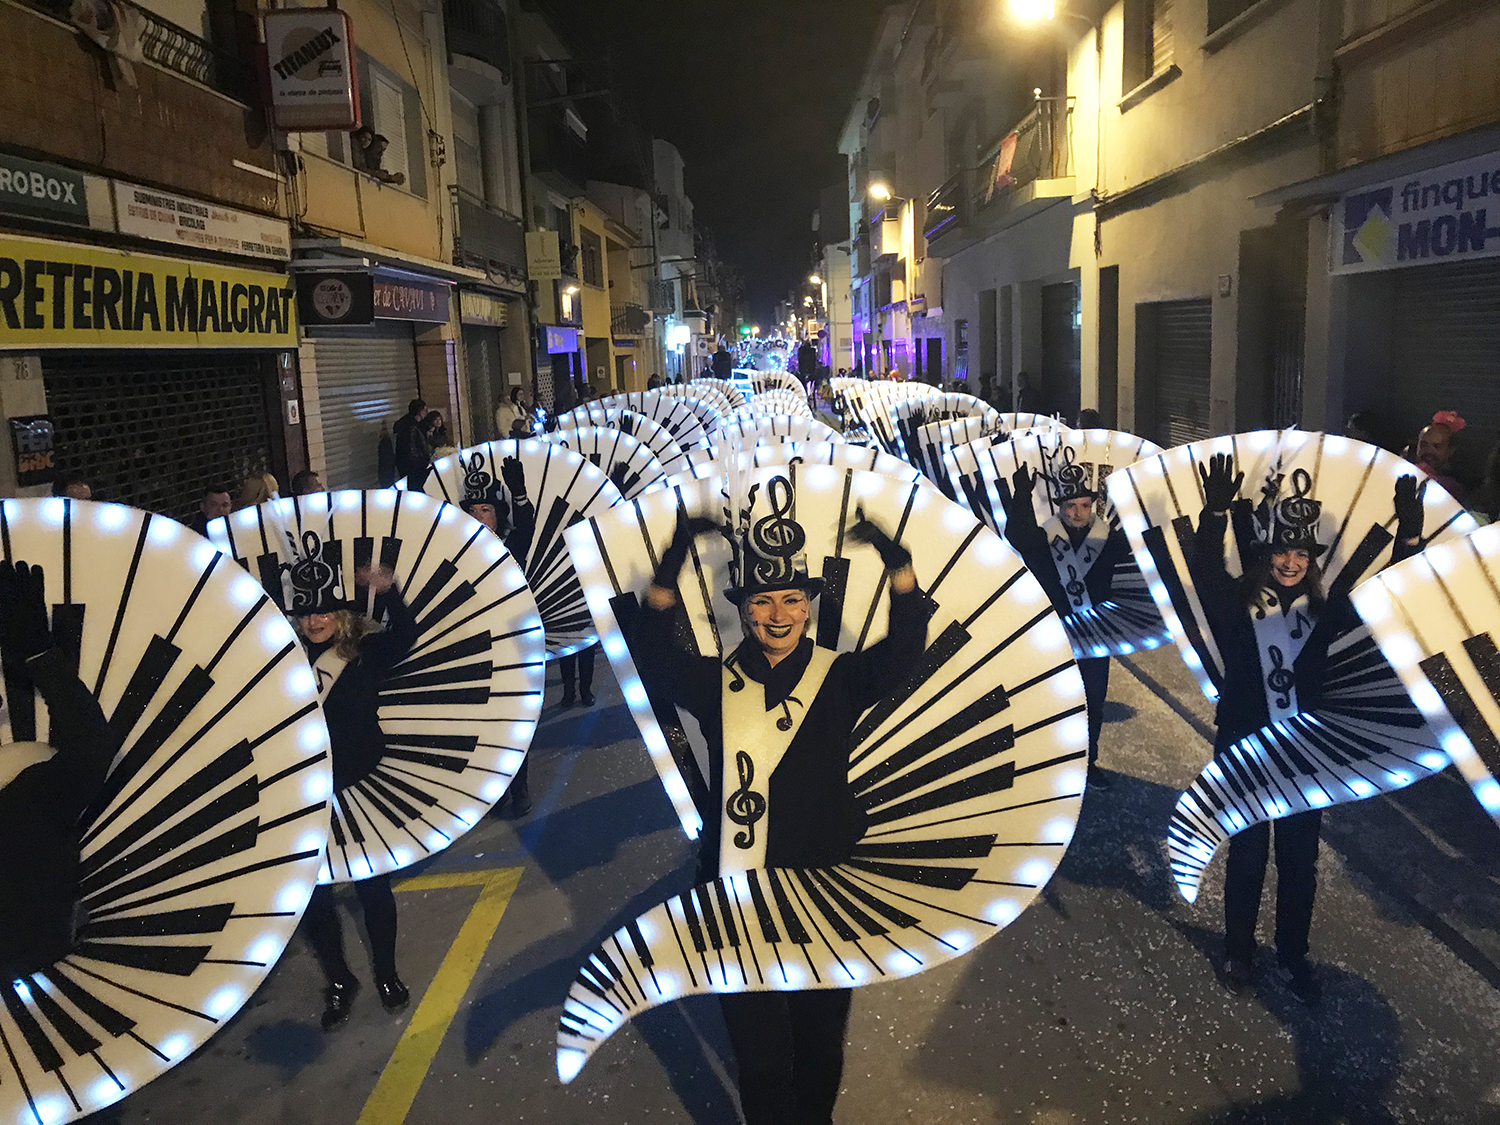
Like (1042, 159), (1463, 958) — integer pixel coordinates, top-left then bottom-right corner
(751, 324), (760, 335)
(869, 182), (892, 201)
(1007, 0), (1056, 20)
(808, 274), (823, 285)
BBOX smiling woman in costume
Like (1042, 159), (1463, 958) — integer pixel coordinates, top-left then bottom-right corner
(290, 553), (418, 1029)
(1192, 453), (1426, 1003)
(633, 487), (930, 1125)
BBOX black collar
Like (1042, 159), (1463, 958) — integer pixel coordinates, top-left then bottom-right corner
(730, 636), (814, 710)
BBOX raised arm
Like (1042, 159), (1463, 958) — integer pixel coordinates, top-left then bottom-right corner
(1191, 453), (1244, 612)
(359, 568), (418, 674)
(501, 456), (537, 567)
(843, 511), (933, 708)
(635, 513), (723, 719)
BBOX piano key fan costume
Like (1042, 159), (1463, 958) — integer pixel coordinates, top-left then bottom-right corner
(556, 464), (1088, 1082)
(408, 440), (623, 660)
(689, 376), (749, 410)
(0, 500), (331, 1125)
(207, 490), (545, 882)
(893, 393), (1001, 477)
(750, 370), (806, 398)
(947, 429), (1169, 658)
(586, 391), (716, 449)
(716, 414), (844, 452)
(656, 383), (735, 422)
(542, 425), (669, 501)
(743, 389), (814, 420)
(555, 406), (691, 478)
(1350, 520), (1500, 826)
(1104, 432), (1476, 901)
(718, 440), (925, 488)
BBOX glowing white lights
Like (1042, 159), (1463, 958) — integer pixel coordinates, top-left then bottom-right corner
(277, 882), (311, 913)
(1042, 817), (1074, 844)
(250, 936), (282, 964)
(93, 502), (130, 531)
(985, 897), (1021, 925)
(206, 986), (242, 1019)
(231, 575), (264, 607)
(298, 721), (328, 751)
(287, 666), (317, 698)
(302, 772), (331, 801)
(262, 616), (296, 650)
(1348, 778), (1376, 798)
(1475, 779), (1500, 811)
(624, 680), (648, 706)
(1017, 857), (1054, 886)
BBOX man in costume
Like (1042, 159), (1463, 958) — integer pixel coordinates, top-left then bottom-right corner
(1001, 461), (1132, 788)
(634, 489), (931, 1125)
(0, 560), (118, 982)
(1193, 454), (1425, 1002)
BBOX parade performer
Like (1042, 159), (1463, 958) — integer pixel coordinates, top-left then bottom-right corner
(633, 499), (930, 1124)
(1192, 453), (1426, 1001)
(0, 560), (117, 982)
(292, 560), (417, 1028)
(1001, 461), (1133, 789)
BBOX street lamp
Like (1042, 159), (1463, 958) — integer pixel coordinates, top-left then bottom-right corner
(563, 283), (580, 295)
(869, 182), (892, 201)
(808, 274), (822, 285)
(1007, 0), (1056, 20)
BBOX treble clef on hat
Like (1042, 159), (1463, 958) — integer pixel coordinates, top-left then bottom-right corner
(288, 529), (339, 612)
(462, 451), (494, 504)
(748, 475), (805, 585)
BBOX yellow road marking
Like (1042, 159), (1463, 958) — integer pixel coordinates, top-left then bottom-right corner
(356, 867), (525, 1125)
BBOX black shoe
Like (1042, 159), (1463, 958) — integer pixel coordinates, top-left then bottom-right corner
(1220, 957), (1254, 996)
(320, 979), (358, 1031)
(559, 689), (575, 708)
(1087, 765), (1112, 789)
(376, 975), (410, 1012)
(579, 690), (595, 707)
(505, 780), (532, 818)
(1278, 957), (1322, 1005)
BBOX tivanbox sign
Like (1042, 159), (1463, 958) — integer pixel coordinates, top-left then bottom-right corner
(1332, 150), (1500, 275)
(0, 235), (297, 349)
(263, 8), (360, 131)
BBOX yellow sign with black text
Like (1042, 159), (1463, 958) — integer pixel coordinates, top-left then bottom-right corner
(0, 235), (297, 349)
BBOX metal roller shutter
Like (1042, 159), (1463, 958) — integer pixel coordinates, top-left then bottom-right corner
(44, 351), (275, 520)
(304, 323), (419, 489)
(1042, 281), (1081, 421)
(1390, 259), (1500, 459)
(1154, 299), (1212, 447)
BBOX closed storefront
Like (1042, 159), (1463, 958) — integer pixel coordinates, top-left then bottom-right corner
(1041, 280), (1081, 421)
(1389, 260), (1500, 443)
(1138, 298), (1212, 448)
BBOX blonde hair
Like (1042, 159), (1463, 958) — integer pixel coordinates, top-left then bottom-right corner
(297, 610), (380, 661)
(236, 472), (279, 510)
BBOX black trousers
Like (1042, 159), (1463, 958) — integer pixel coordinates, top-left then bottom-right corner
(559, 644), (596, 693)
(1223, 808), (1322, 965)
(303, 875), (399, 985)
(720, 989), (852, 1125)
(1078, 656), (1110, 767)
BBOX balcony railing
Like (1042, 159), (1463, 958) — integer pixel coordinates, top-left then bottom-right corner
(26, 0), (254, 101)
(454, 195), (525, 284)
(444, 0), (509, 77)
(610, 303), (647, 336)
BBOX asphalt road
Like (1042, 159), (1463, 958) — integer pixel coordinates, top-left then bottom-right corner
(89, 647), (1500, 1125)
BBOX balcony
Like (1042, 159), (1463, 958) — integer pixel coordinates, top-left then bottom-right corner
(22, 0), (254, 101)
(611, 303), (648, 336)
(444, 0), (509, 78)
(454, 195), (525, 287)
(527, 104), (590, 196)
(926, 97), (1076, 259)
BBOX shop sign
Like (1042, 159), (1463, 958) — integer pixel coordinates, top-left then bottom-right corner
(460, 290), (509, 328)
(0, 235), (297, 349)
(1333, 150), (1500, 275)
(544, 325), (579, 354)
(0, 156), (89, 226)
(296, 271), (374, 326)
(8, 414), (55, 486)
(114, 182), (291, 260)
(374, 273), (450, 323)
(526, 230), (561, 281)
(263, 8), (360, 131)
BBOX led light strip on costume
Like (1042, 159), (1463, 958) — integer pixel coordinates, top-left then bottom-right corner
(750, 369), (805, 397)
(689, 376), (748, 410)
(558, 465), (1087, 1082)
(209, 490), (545, 881)
(716, 413), (841, 450)
(408, 440), (623, 660)
(0, 499), (331, 1125)
(1351, 520), (1500, 824)
(555, 407), (691, 478)
(541, 425), (670, 501)
(1104, 431), (1476, 901)
(584, 392), (714, 450)
(946, 429), (1169, 658)
(743, 389), (814, 420)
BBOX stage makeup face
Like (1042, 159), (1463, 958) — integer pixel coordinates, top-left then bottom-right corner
(467, 502), (499, 533)
(1271, 548), (1310, 587)
(300, 612), (338, 644)
(1061, 497), (1094, 529)
(744, 588), (811, 664)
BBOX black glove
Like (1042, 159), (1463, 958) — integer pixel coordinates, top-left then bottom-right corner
(608, 461), (631, 493)
(0, 560), (51, 663)
(500, 456), (528, 502)
(848, 507), (913, 571)
(1198, 453), (1243, 514)
(653, 513), (721, 589)
(1394, 474), (1426, 543)
(1005, 465), (1037, 512)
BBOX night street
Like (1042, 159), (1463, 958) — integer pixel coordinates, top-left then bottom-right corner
(90, 649), (1500, 1125)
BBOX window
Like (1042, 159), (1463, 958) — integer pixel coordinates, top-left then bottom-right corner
(1123, 0), (1174, 94)
(348, 51), (427, 196)
(1206, 0), (1259, 35)
(580, 228), (603, 287)
(452, 94), (484, 200)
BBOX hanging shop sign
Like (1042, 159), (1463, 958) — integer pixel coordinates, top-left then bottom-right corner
(0, 235), (296, 349)
(114, 181), (291, 260)
(373, 273), (450, 323)
(8, 414), (55, 486)
(526, 230), (562, 281)
(544, 325), (579, 354)
(0, 155), (90, 226)
(295, 271), (374, 326)
(1332, 150), (1500, 275)
(460, 290), (509, 327)
(263, 8), (360, 131)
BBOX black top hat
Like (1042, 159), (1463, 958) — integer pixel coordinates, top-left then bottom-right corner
(1045, 447), (1096, 504)
(724, 475), (824, 605)
(285, 530), (347, 615)
(458, 452), (508, 515)
(1259, 467), (1326, 557)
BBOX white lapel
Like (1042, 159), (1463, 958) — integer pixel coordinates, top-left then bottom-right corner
(1250, 589), (1314, 720)
(718, 647), (838, 875)
(312, 646), (351, 702)
(1043, 515), (1110, 612)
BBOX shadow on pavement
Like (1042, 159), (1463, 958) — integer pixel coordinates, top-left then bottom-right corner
(1057, 768), (1185, 914)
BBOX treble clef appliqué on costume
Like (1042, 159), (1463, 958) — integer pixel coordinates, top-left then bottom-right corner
(1272, 468), (1320, 549)
(462, 452), (494, 504)
(725, 750), (767, 849)
(1064, 563), (1087, 607)
(1265, 644), (1296, 710)
(749, 476), (805, 585)
(288, 531), (338, 613)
